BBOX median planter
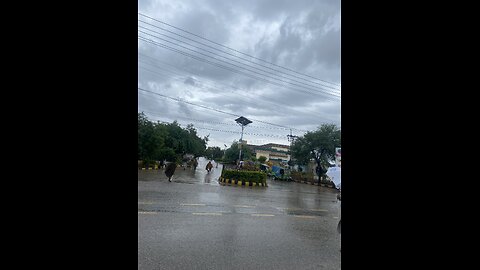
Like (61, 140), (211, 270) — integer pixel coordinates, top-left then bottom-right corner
(219, 170), (268, 187)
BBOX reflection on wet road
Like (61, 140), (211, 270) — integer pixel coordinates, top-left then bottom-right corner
(138, 157), (341, 270)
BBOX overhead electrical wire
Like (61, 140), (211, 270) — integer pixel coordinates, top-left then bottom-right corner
(139, 109), (308, 133)
(138, 13), (341, 88)
(143, 114), (289, 139)
(138, 52), (340, 122)
(138, 62), (339, 124)
(138, 30), (340, 99)
(138, 87), (309, 132)
(138, 22), (340, 94)
(138, 36), (339, 102)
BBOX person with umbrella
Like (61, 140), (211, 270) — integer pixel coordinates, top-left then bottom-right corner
(326, 165), (341, 251)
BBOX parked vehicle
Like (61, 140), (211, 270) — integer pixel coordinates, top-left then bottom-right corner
(271, 165), (292, 181)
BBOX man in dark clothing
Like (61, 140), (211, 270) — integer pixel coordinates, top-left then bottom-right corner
(205, 161), (213, 173)
(165, 162), (177, 182)
(192, 158), (198, 171)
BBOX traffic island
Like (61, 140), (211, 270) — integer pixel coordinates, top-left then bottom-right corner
(290, 172), (336, 188)
(219, 170), (268, 187)
(139, 165), (160, 170)
(292, 179), (336, 188)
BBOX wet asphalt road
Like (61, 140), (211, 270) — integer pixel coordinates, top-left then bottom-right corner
(138, 158), (341, 270)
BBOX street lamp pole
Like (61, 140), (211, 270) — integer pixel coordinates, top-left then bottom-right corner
(235, 116), (252, 163)
(239, 125), (245, 162)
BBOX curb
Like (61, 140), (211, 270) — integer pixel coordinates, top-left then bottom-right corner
(292, 179), (335, 188)
(218, 177), (268, 187)
(139, 167), (161, 170)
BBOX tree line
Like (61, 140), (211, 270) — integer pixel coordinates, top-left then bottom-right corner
(138, 112), (209, 166)
(139, 112), (341, 176)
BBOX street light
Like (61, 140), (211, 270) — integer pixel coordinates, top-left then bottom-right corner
(235, 116), (252, 162)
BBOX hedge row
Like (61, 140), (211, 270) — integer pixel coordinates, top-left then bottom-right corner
(222, 170), (267, 184)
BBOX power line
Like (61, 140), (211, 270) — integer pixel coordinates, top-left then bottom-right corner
(138, 62), (339, 124)
(140, 113), (279, 146)
(139, 109), (307, 133)
(138, 36), (339, 102)
(142, 113), (288, 139)
(138, 87), (309, 132)
(138, 13), (341, 88)
(138, 89), (309, 132)
(138, 52), (340, 123)
(138, 26), (339, 96)
(138, 32), (340, 99)
(138, 20), (341, 93)
(139, 87), (238, 117)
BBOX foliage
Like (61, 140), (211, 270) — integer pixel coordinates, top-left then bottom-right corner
(138, 113), (208, 163)
(205, 146), (224, 160)
(222, 170), (267, 184)
(138, 113), (165, 163)
(258, 156), (267, 164)
(290, 124), (340, 177)
(223, 141), (252, 163)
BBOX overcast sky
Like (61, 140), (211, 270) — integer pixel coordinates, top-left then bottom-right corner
(138, 0), (341, 149)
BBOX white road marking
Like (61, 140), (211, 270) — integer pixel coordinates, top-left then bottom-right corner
(294, 215), (317, 219)
(138, 202), (155, 204)
(234, 205), (255, 208)
(192, 212), (222, 216)
(181, 203), (206, 206)
(251, 214), (275, 217)
(310, 209), (328, 212)
(138, 211), (157, 214)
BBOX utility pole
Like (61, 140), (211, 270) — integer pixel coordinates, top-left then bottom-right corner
(287, 129), (298, 167)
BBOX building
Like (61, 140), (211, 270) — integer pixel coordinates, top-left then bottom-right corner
(245, 143), (290, 165)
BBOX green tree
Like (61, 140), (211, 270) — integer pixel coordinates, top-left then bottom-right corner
(205, 146), (224, 160)
(138, 113), (208, 164)
(163, 122), (207, 158)
(258, 156), (267, 164)
(223, 141), (252, 163)
(290, 124), (341, 178)
(138, 113), (164, 165)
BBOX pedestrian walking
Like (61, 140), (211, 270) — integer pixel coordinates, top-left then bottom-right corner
(192, 158), (198, 171)
(165, 161), (177, 182)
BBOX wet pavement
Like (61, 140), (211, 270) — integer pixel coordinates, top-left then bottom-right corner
(138, 157), (341, 270)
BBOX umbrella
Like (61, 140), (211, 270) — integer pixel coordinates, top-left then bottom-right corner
(326, 166), (341, 189)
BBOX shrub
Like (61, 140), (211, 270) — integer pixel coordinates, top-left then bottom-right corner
(222, 170), (267, 184)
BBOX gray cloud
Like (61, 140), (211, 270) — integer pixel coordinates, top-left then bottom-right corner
(139, 0), (341, 147)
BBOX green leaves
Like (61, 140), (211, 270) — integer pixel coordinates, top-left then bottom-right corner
(258, 156), (267, 164)
(205, 146), (224, 160)
(138, 113), (207, 162)
(291, 124), (341, 167)
(222, 170), (267, 184)
(223, 141), (253, 163)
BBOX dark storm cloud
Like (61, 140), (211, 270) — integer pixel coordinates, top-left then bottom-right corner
(138, 0), (341, 147)
(184, 77), (195, 86)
